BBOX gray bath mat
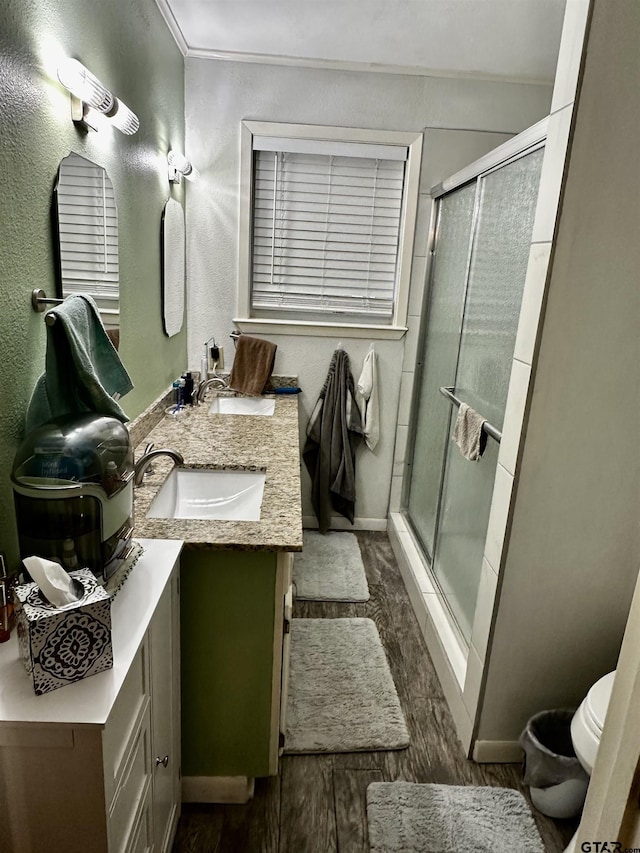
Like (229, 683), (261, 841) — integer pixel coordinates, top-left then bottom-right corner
(293, 531), (370, 602)
(284, 618), (409, 753)
(366, 782), (544, 853)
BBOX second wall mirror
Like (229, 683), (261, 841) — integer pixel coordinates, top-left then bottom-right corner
(161, 198), (185, 337)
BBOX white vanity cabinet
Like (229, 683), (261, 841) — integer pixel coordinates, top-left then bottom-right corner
(0, 539), (182, 853)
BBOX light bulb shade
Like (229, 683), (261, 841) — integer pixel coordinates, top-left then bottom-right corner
(57, 58), (114, 114)
(168, 150), (193, 177)
(109, 99), (140, 135)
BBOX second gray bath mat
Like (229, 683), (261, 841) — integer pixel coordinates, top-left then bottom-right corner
(293, 531), (370, 602)
(284, 617), (409, 754)
(366, 782), (544, 853)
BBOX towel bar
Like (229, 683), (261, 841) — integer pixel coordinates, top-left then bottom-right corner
(32, 288), (64, 314)
(439, 386), (502, 443)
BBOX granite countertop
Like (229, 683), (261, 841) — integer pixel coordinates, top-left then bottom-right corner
(132, 390), (303, 552)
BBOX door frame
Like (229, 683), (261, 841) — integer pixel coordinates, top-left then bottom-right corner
(575, 565), (640, 848)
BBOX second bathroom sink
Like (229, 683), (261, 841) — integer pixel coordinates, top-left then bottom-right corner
(146, 468), (266, 521)
(209, 397), (275, 416)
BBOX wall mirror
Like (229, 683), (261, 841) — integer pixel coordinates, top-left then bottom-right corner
(161, 198), (185, 337)
(54, 153), (120, 343)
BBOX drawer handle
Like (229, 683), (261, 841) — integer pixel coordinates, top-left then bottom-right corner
(155, 755), (169, 768)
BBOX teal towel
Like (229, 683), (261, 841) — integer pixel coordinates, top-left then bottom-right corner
(25, 294), (133, 433)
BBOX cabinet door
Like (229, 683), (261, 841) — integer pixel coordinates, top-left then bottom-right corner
(149, 570), (181, 853)
(125, 783), (154, 853)
(108, 705), (153, 853)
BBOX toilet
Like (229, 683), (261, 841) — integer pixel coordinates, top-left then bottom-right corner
(564, 670), (616, 853)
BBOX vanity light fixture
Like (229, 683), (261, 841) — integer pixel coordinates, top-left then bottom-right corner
(57, 58), (139, 135)
(168, 150), (194, 183)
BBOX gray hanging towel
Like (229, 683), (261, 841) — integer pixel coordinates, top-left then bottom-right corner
(303, 350), (362, 533)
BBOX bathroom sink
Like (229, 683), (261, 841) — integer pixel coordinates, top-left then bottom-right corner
(209, 397), (275, 416)
(146, 468), (266, 521)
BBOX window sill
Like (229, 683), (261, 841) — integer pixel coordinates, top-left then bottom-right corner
(232, 317), (408, 340)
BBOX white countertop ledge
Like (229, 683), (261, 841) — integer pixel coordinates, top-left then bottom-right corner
(0, 538), (183, 728)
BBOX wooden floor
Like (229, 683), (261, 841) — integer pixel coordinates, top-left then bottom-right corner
(173, 531), (577, 853)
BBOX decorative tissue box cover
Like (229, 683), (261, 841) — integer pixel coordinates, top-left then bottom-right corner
(14, 568), (112, 695)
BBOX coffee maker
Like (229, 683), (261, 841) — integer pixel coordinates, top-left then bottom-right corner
(12, 413), (134, 581)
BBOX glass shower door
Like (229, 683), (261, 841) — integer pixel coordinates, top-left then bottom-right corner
(406, 183), (477, 560)
(407, 146), (544, 644)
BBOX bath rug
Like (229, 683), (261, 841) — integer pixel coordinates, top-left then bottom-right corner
(293, 531), (370, 602)
(284, 618), (409, 753)
(366, 782), (544, 853)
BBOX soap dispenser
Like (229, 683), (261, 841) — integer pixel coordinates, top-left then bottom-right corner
(201, 342), (209, 382)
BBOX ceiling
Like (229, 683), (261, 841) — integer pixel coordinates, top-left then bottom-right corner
(157, 0), (567, 82)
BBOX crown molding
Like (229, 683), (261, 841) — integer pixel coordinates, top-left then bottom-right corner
(184, 46), (553, 86)
(154, 0), (189, 55)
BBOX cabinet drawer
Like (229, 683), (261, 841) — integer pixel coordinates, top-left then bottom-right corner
(108, 704), (152, 853)
(103, 638), (150, 805)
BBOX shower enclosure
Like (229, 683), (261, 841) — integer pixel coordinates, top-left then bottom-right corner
(404, 129), (545, 646)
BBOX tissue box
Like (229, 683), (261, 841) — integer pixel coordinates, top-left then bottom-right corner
(14, 568), (112, 696)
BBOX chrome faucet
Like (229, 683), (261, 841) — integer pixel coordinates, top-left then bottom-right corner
(141, 442), (155, 477)
(195, 375), (228, 404)
(134, 448), (184, 487)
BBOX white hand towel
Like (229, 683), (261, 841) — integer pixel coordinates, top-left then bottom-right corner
(356, 349), (379, 451)
(452, 403), (487, 461)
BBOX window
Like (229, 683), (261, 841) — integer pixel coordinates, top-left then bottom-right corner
(238, 122), (422, 338)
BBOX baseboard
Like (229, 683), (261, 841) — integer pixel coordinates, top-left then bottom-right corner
(473, 740), (523, 763)
(302, 515), (388, 531)
(181, 775), (255, 803)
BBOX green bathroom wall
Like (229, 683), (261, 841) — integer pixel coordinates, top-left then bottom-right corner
(0, 0), (186, 569)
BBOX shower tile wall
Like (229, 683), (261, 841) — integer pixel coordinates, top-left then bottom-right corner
(499, 359), (532, 476)
(551, 0), (591, 114)
(470, 559), (498, 662)
(514, 244), (552, 365)
(531, 106), (574, 243)
(483, 464), (514, 577)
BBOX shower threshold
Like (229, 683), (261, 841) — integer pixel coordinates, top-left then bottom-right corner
(390, 512), (468, 685)
(387, 511), (476, 753)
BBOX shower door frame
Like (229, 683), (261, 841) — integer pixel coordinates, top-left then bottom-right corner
(401, 117), (548, 640)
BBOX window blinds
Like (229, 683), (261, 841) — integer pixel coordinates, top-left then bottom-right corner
(251, 146), (407, 320)
(56, 153), (120, 326)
